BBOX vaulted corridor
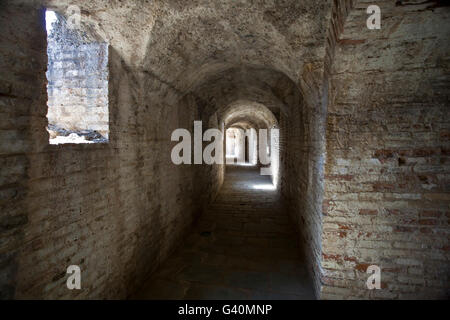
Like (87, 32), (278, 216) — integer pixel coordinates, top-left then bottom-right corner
(134, 165), (314, 299)
(1, 0), (449, 301)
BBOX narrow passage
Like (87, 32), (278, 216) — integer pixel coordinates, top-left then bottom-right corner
(134, 165), (314, 299)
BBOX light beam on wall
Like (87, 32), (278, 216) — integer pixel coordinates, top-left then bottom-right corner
(45, 10), (57, 34)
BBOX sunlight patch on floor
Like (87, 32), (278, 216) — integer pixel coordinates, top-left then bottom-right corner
(252, 183), (276, 190)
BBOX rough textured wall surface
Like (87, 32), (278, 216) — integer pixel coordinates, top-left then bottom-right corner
(322, 1), (450, 299)
(0, 4), (46, 300)
(1, 2), (202, 299)
(283, 0), (349, 298)
(46, 14), (109, 138)
(284, 87), (326, 298)
(1, 0), (448, 300)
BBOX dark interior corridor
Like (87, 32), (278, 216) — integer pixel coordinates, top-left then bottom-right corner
(134, 165), (314, 299)
(1, 1), (448, 301)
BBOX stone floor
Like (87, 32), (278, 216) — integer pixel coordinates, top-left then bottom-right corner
(133, 165), (315, 299)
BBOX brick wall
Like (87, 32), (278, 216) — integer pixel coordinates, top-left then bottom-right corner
(0, 2), (203, 299)
(321, 1), (450, 299)
(284, 88), (326, 298)
(1, 0), (448, 300)
(0, 4), (47, 299)
(46, 13), (109, 139)
(283, 0), (353, 299)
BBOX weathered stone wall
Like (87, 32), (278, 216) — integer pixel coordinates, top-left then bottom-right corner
(1, 2), (203, 299)
(0, 4), (47, 300)
(321, 1), (450, 299)
(46, 13), (109, 139)
(196, 110), (225, 210)
(283, 0), (354, 299)
(284, 89), (326, 298)
(278, 113), (289, 196)
(1, 0), (448, 300)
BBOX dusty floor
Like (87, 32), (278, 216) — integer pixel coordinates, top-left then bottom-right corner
(133, 165), (315, 299)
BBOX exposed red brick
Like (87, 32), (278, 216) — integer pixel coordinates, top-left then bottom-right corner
(419, 219), (438, 225)
(355, 263), (370, 272)
(420, 210), (442, 218)
(323, 253), (342, 261)
(373, 182), (395, 191)
(324, 174), (353, 181)
(420, 227), (432, 234)
(1, 0), (448, 302)
(413, 148), (440, 157)
(440, 130), (450, 140)
(344, 256), (357, 262)
(387, 209), (401, 216)
(359, 209), (378, 216)
(321, 0), (449, 300)
(398, 148), (440, 157)
(322, 200), (331, 215)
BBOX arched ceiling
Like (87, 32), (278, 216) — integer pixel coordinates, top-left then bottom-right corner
(228, 122), (255, 131)
(191, 65), (300, 117)
(222, 100), (278, 131)
(141, 0), (330, 91)
(187, 65), (301, 130)
(43, 0), (332, 88)
(40, 0), (331, 126)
